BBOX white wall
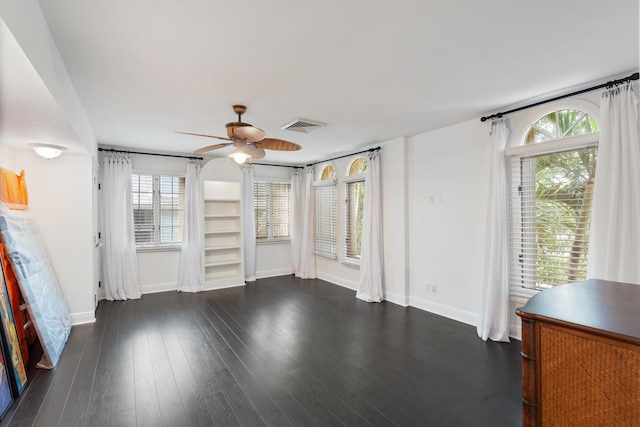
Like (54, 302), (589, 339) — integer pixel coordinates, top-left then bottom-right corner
(6, 149), (96, 324)
(406, 119), (491, 326)
(380, 137), (409, 305)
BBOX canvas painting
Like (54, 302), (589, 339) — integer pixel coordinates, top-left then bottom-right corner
(0, 339), (13, 420)
(0, 264), (26, 395)
(0, 204), (71, 368)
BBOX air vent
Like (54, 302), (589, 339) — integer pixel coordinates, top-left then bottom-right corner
(281, 118), (326, 133)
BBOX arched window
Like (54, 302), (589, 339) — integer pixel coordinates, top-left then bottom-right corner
(321, 164), (336, 181)
(348, 157), (367, 175)
(507, 106), (599, 290)
(525, 109), (598, 143)
(344, 157), (366, 264)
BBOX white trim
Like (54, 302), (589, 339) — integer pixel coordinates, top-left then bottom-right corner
(256, 238), (291, 245)
(256, 267), (292, 279)
(136, 244), (181, 253)
(140, 281), (177, 294)
(408, 296), (477, 327)
(384, 291), (409, 307)
(317, 271), (359, 291)
(204, 279), (245, 291)
(505, 133), (598, 157)
(342, 174), (365, 184)
(71, 311), (96, 325)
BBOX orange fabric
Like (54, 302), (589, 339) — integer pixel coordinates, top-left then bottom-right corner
(0, 244), (29, 364)
(0, 168), (29, 210)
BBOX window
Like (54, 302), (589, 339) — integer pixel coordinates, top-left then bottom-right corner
(254, 181), (291, 240)
(508, 108), (598, 289)
(344, 157), (366, 264)
(315, 165), (337, 257)
(131, 174), (184, 247)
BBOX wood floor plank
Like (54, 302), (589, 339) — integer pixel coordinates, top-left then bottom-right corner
(1, 276), (523, 427)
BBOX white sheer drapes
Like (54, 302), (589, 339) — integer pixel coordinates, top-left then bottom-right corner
(587, 83), (640, 284)
(477, 119), (510, 342)
(356, 150), (384, 302)
(290, 169), (303, 276)
(298, 167), (316, 278)
(177, 160), (204, 292)
(100, 153), (141, 300)
(242, 165), (256, 282)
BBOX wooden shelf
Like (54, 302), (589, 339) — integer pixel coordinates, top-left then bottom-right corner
(202, 181), (244, 290)
(205, 245), (241, 251)
(205, 260), (241, 268)
(204, 229), (241, 235)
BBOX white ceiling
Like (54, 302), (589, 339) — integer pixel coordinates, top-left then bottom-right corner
(9, 1), (640, 164)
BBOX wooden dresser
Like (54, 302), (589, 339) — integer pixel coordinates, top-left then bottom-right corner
(516, 279), (640, 426)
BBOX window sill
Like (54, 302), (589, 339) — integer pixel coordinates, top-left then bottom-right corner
(315, 252), (337, 261)
(341, 260), (360, 269)
(136, 244), (181, 253)
(256, 239), (291, 245)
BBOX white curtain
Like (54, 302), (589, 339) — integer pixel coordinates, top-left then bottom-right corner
(356, 150), (384, 302)
(100, 153), (141, 300)
(477, 119), (510, 342)
(298, 167), (316, 278)
(242, 165), (256, 282)
(290, 169), (303, 276)
(177, 160), (204, 292)
(587, 83), (640, 284)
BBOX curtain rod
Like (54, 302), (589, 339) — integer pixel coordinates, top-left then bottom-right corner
(98, 147), (203, 160)
(252, 162), (303, 169)
(306, 146), (381, 167)
(480, 72), (639, 122)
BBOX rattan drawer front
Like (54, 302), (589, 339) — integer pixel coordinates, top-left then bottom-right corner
(539, 324), (640, 427)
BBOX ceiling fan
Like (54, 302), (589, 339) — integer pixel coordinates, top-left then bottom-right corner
(176, 105), (301, 164)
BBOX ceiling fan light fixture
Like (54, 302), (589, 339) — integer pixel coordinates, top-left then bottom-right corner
(229, 147), (250, 165)
(29, 143), (66, 159)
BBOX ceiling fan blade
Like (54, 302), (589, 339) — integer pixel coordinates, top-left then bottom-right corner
(234, 126), (266, 142)
(175, 131), (232, 141)
(245, 145), (266, 159)
(193, 142), (233, 154)
(255, 138), (302, 151)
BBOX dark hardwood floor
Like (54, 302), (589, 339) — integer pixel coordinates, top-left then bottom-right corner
(1, 276), (522, 426)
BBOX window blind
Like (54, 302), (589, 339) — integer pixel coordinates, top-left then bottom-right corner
(314, 183), (337, 257)
(254, 181), (291, 240)
(132, 174), (184, 246)
(509, 146), (596, 289)
(132, 174), (154, 244)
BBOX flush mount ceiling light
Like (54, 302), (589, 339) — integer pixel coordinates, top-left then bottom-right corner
(29, 143), (66, 159)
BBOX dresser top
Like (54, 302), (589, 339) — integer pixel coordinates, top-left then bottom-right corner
(516, 279), (640, 342)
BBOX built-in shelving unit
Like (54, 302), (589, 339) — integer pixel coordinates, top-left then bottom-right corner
(203, 180), (244, 289)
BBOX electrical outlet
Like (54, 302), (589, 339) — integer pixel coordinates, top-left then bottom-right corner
(431, 283), (437, 293)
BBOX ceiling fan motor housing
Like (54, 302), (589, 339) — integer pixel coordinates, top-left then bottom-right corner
(225, 122), (251, 138)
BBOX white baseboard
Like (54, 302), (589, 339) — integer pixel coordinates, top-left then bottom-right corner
(204, 279), (246, 291)
(384, 291), (409, 307)
(409, 296), (477, 327)
(510, 323), (522, 341)
(256, 267), (292, 279)
(140, 281), (177, 295)
(317, 272), (359, 291)
(71, 311), (96, 325)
